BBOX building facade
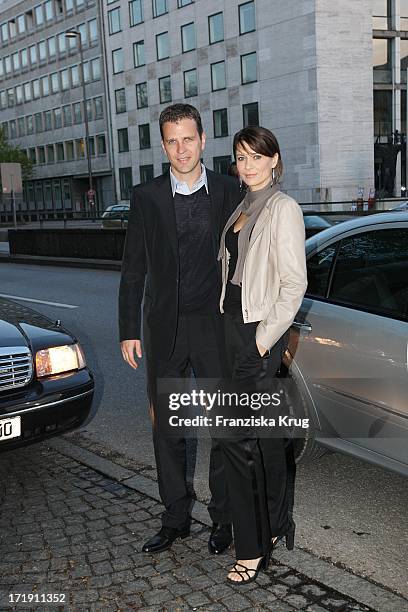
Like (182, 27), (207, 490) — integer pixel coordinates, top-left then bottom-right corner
(0, 0), (114, 214)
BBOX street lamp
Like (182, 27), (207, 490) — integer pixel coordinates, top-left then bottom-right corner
(65, 29), (95, 216)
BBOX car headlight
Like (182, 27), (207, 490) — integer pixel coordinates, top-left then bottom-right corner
(35, 343), (86, 378)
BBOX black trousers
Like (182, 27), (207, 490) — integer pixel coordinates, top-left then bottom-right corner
(219, 312), (295, 559)
(146, 312), (231, 530)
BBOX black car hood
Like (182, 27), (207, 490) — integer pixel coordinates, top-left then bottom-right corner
(0, 298), (74, 352)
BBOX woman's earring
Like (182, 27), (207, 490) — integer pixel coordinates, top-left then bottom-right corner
(239, 176), (244, 191)
(272, 168), (276, 184)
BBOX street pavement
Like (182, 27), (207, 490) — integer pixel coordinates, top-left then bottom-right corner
(1, 440), (402, 612)
(0, 261), (407, 607)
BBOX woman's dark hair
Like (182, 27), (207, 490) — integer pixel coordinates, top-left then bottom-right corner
(233, 126), (283, 183)
(159, 103), (203, 138)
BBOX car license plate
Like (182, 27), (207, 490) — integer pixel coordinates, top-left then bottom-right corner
(0, 416), (21, 441)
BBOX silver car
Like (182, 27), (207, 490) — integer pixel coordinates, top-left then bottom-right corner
(286, 212), (408, 476)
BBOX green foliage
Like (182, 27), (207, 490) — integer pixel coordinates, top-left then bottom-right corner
(0, 128), (34, 181)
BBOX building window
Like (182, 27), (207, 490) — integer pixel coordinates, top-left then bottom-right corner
(29, 148), (37, 164)
(37, 146), (46, 164)
(47, 37), (56, 58)
(58, 33), (66, 53)
(7, 88), (15, 107)
(108, 8), (121, 34)
(241, 52), (257, 84)
(44, 0), (53, 21)
(112, 48), (124, 73)
(83, 62), (91, 83)
(33, 80), (41, 99)
(119, 167), (133, 199)
(76, 138), (85, 158)
(53, 108), (62, 128)
(118, 128), (129, 152)
(239, 1), (255, 34)
(78, 23), (88, 46)
(213, 156), (231, 175)
(65, 0), (74, 11)
(21, 48), (28, 68)
(85, 99), (93, 121)
(136, 82), (148, 108)
(34, 112), (43, 132)
(71, 65), (80, 87)
(159, 75), (172, 103)
(208, 12), (224, 44)
(97, 134), (107, 154)
(211, 61), (226, 91)
(115, 88), (127, 113)
(213, 109), (228, 138)
(140, 164), (154, 183)
(26, 115), (34, 135)
(243, 101), (259, 126)
(34, 5), (44, 25)
(18, 117), (25, 136)
(16, 86), (23, 104)
(156, 32), (169, 60)
(89, 136), (96, 157)
(373, 0), (391, 29)
(133, 40), (145, 66)
(178, 0), (193, 6)
(66, 141), (74, 160)
(44, 110), (52, 130)
(73, 101), (82, 123)
(94, 96), (104, 119)
(56, 142), (64, 161)
(153, 0), (168, 18)
(139, 123), (151, 148)
(374, 90), (392, 142)
(29, 45), (37, 65)
(24, 82), (32, 102)
(61, 69), (69, 90)
(38, 42), (46, 63)
(9, 120), (17, 139)
(373, 38), (392, 84)
(41, 76), (49, 96)
(11, 53), (20, 73)
(184, 68), (198, 97)
(181, 22), (195, 52)
(89, 18), (98, 42)
(17, 14), (26, 34)
(91, 58), (101, 80)
(63, 105), (72, 126)
(51, 72), (60, 93)
(129, 0), (143, 26)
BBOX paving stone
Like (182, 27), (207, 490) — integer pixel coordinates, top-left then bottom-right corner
(184, 591), (212, 607)
(283, 593), (311, 609)
(221, 592), (252, 611)
(280, 574), (303, 587)
(300, 584), (329, 598)
(143, 587), (174, 605)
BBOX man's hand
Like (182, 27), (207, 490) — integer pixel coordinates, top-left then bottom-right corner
(121, 339), (142, 369)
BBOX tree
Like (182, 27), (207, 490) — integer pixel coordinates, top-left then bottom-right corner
(0, 128), (34, 181)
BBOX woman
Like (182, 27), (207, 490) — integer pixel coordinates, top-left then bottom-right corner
(217, 126), (307, 584)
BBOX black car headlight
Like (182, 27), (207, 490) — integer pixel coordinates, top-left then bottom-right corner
(35, 343), (86, 378)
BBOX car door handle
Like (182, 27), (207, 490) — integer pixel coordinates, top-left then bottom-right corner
(292, 320), (312, 333)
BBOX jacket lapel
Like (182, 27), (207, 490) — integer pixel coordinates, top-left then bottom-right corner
(154, 172), (179, 263)
(207, 170), (224, 242)
(248, 191), (282, 246)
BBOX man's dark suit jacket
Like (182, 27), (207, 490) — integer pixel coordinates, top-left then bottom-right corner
(119, 169), (242, 360)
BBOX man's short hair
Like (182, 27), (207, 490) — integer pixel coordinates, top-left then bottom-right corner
(159, 103), (203, 138)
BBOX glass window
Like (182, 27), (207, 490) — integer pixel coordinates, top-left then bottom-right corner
(305, 245), (336, 298)
(83, 61), (91, 83)
(32, 80), (40, 98)
(401, 39), (408, 83)
(35, 5), (44, 25)
(35, 113), (43, 134)
(71, 65), (80, 86)
(51, 72), (59, 93)
(56, 142), (64, 161)
(0, 60), (3, 78)
(63, 105), (72, 126)
(119, 167), (133, 199)
(53, 108), (62, 128)
(178, 0), (193, 6)
(156, 32), (169, 60)
(112, 48), (124, 73)
(47, 145), (55, 163)
(66, 141), (74, 160)
(78, 23), (88, 45)
(7, 88), (15, 106)
(208, 12), (224, 44)
(29, 45), (37, 65)
(243, 101), (259, 126)
(44, 0), (53, 21)
(133, 40), (145, 68)
(213, 156), (231, 175)
(29, 148), (37, 163)
(373, 0), (391, 29)
(58, 33), (66, 53)
(18, 117), (26, 136)
(76, 138), (85, 158)
(38, 146), (46, 164)
(61, 69), (70, 90)
(44, 110), (52, 130)
(139, 123), (151, 148)
(0, 92), (6, 109)
(136, 82), (148, 108)
(129, 0), (143, 26)
(181, 22), (195, 52)
(241, 52), (257, 84)
(47, 37), (56, 58)
(16, 85), (23, 104)
(41, 76), (49, 96)
(239, 1), (255, 34)
(4, 56), (11, 74)
(97, 134), (106, 154)
(115, 88), (127, 113)
(329, 229), (408, 319)
(26, 115), (34, 134)
(17, 15), (26, 33)
(21, 48), (28, 68)
(73, 101), (82, 123)
(373, 38), (392, 84)
(184, 68), (198, 97)
(140, 164), (154, 183)
(89, 18), (98, 42)
(108, 8), (121, 34)
(91, 58), (101, 80)
(211, 61), (226, 91)
(12, 52), (20, 71)
(65, 0), (74, 11)
(88, 136), (95, 157)
(94, 96), (104, 119)
(1, 23), (9, 42)
(9, 120), (17, 139)
(159, 75), (172, 103)
(1, 122), (8, 138)
(118, 128), (129, 152)
(76, 0), (85, 7)
(213, 109), (228, 137)
(153, 0), (168, 18)
(38, 41), (46, 62)
(85, 99), (93, 121)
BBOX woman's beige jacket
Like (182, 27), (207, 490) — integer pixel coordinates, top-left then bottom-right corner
(219, 189), (308, 351)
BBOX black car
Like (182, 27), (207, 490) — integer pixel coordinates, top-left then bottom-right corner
(0, 297), (94, 451)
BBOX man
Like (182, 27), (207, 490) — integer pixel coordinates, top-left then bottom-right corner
(119, 104), (241, 554)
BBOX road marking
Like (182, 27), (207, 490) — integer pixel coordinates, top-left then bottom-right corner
(0, 293), (78, 309)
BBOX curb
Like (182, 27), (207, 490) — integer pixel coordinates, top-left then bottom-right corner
(49, 437), (408, 612)
(0, 252), (121, 271)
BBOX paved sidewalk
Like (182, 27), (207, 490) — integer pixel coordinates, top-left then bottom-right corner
(1, 442), (405, 612)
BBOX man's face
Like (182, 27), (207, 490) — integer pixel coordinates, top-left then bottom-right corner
(161, 118), (206, 178)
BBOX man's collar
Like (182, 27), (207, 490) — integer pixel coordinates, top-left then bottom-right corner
(170, 164), (209, 196)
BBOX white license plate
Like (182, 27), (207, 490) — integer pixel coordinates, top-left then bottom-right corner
(0, 416), (21, 441)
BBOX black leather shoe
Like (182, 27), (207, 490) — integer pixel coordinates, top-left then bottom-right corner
(142, 526), (190, 553)
(208, 523), (232, 554)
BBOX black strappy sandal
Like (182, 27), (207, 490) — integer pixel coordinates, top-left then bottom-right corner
(227, 548), (271, 585)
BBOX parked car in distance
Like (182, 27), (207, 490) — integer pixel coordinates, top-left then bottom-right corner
(101, 204), (130, 229)
(285, 212), (408, 477)
(0, 297), (94, 451)
(303, 214), (333, 238)
(390, 201), (408, 211)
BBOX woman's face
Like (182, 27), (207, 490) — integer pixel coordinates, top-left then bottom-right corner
(235, 143), (278, 191)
